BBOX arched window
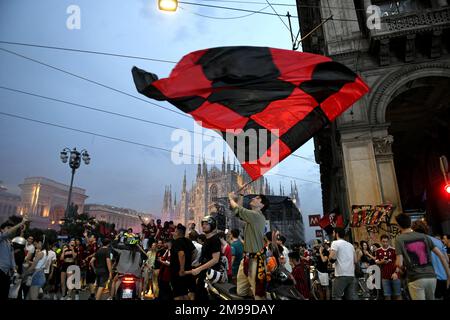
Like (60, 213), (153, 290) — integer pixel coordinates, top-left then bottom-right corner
(210, 184), (218, 202)
(188, 209), (195, 220)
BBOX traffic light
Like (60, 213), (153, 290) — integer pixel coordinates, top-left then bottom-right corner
(440, 156), (449, 195)
(445, 183), (450, 194)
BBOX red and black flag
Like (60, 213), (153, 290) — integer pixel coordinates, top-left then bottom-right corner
(132, 46), (369, 180)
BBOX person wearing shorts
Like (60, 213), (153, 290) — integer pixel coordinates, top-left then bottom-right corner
(90, 238), (112, 300)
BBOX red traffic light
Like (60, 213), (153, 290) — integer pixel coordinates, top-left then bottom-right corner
(446, 184), (450, 194)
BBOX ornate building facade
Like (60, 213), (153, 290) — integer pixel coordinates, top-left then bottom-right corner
(84, 204), (155, 232)
(0, 181), (21, 224)
(161, 157), (302, 229)
(18, 177), (88, 230)
(297, 0), (450, 234)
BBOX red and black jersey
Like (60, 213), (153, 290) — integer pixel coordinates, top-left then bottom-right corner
(376, 247), (397, 280)
(132, 46), (369, 180)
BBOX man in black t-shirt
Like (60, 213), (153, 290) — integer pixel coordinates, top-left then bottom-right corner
(89, 238), (112, 300)
(170, 224), (196, 300)
(188, 216), (221, 301)
(313, 240), (330, 300)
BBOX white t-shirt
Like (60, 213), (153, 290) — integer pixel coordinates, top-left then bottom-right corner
(330, 239), (355, 277)
(192, 241), (202, 267)
(282, 245), (292, 273)
(44, 250), (57, 274)
(25, 243), (35, 257)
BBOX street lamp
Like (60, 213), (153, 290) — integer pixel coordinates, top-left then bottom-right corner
(158, 0), (178, 12)
(60, 147), (90, 218)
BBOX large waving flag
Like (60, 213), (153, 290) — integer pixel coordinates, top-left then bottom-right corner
(132, 46), (369, 180)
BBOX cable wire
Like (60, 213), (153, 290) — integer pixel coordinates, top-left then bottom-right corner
(179, 1), (359, 21)
(0, 40), (177, 63)
(0, 110), (320, 184)
(264, 0), (291, 31)
(0, 46), (190, 119)
(179, 4), (270, 19)
(0, 85), (317, 164)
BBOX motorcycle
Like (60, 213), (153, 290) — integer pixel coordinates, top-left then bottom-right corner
(116, 274), (140, 300)
(206, 266), (304, 300)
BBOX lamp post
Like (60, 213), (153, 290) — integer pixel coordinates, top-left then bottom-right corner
(158, 0), (178, 11)
(60, 147), (90, 218)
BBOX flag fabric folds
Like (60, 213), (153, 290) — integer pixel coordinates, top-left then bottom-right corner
(132, 46), (369, 180)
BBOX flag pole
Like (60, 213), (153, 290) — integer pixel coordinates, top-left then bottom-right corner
(236, 180), (254, 196)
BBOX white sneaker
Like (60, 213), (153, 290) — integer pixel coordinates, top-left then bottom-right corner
(60, 296), (66, 300)
(66, 296), (72, 300)
(75, 294), (80, 300)
(53, 294), (58, 300)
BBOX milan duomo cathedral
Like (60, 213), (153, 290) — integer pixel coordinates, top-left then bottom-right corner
(161, 156), (301, 228)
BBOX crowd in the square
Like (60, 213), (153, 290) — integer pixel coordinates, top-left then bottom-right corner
(1, 192), (449, 301)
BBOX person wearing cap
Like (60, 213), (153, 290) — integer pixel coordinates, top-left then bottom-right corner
(187, 215), (222, 301)
(228, 192), (268, 300)
(0, 216), (29, 300)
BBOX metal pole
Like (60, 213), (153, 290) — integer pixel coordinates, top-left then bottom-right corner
(65, 167), (76, 218)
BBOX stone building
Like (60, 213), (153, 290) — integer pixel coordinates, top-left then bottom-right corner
(161, 157), (302, 230)
(296, 0), (450, 235)
(0, 181), (21, 224)
(18, 177), (88, 229)
(83, 204), (155, 232)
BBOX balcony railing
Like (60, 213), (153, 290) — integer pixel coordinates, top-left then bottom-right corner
(370, 6), (450, 39)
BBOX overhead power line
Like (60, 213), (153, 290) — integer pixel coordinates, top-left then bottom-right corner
(178, 1), (359, 21)
(0, 110), (320, 184)
(0, 85), (317, 164)
(179, 4), (270, 19)
(0, 40), (177, 63)
(191, 0), (375, 11)
(0, 46), (189, 119)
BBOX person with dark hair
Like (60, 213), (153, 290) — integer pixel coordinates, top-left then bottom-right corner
(230, 229), (243, 282)
(360, 240), (376, 273)
(155, 219), (163, 241)
(394, 213), (450, 300)
(160, 221), (171, 241)
(24, 237), (48, 300)
(60, 239), (77, 300)
(228, 192), (267, 299)
(90, 238), (112, 300)
(375, 235), (400, 300)
(157, 239), (173, 301)
(83, 232), (99, 300)
(411, 220), (449, 300)
(170, 224), (196, 300)
(329, 227), (357, 300)
(442, 235), (450, 260)
(188, 216), (222, 301)
(277, 235), (291, 273)
(0, 217), (28, 300)
(289, 251), (310, 299)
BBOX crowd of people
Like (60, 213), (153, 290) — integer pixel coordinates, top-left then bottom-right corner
(1, 193), (449, 301)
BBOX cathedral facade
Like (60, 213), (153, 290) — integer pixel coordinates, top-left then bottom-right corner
(161, 157), (301, 229)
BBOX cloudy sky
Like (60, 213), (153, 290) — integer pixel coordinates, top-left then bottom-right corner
(0, 0), (323, 240)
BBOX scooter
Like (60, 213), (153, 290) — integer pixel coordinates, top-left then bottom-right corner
(116, 274), (139, 300)
(206, 266), (304, 300)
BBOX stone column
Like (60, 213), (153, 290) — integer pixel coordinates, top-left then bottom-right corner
(372, 131), (403, 216)
(340, 130), (383, 208)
